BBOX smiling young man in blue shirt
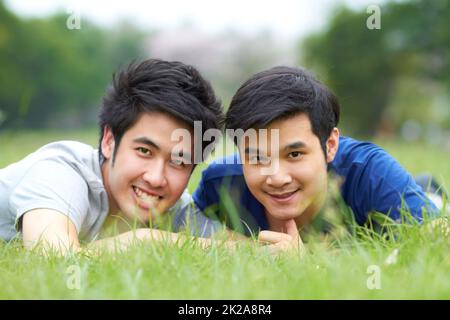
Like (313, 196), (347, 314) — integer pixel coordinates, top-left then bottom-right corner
(192, 66), (441, 251)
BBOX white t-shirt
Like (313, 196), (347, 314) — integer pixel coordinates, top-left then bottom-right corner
(0, 141), (220, 242)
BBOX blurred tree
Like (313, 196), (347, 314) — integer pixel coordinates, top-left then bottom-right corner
(0, 0), (27, 127)
(302, 0), (450, 137)
(0, 0), (147, 129)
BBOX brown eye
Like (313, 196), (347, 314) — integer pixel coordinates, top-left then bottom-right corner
(137, 147), (151, 156)
(288, 151), (303, 159)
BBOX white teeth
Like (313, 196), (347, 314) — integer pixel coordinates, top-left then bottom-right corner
(133, 187), (159, 202)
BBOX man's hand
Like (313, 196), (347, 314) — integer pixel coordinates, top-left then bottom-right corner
(257, 218), (305, 255)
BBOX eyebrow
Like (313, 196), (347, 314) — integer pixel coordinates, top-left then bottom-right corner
(133, 137), (160, 150)
(283, 141), (307, 151)
(244, 141), (307, 154)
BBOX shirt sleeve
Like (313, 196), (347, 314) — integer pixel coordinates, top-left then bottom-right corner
(9, 159), (90, 234)
(168, 189), (223, 237)
(339, 145), (438, 224)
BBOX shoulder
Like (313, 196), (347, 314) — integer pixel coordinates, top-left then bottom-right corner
(8, 140), (102, 207)
(35, 140), (102, 187)
(35, 140), (96, 161)
(331, 136), (392, 172)
(330, 135), (414, 201)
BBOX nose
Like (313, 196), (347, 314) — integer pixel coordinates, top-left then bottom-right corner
(142, 159), (168, 188)
(265, 164), (292, 188)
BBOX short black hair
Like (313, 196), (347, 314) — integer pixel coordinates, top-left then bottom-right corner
(226, 66), (340, 156)
(98, 59), (223, 162)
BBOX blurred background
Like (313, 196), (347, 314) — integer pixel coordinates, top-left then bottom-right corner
(0, 0), (449, 187)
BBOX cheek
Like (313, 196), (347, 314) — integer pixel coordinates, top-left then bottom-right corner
(293, 160), (327, 190)
(111, 156), (145, 189)
(242, 165), (265, 193)
(166, 168), (191, 197)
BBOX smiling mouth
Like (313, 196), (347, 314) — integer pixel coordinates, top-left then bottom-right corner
(266, 189), (299, 201)
(132, 186), (162, 209)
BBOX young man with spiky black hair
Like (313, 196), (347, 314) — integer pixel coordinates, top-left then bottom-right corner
(0, 59), (225, 254)
(193, 66), (445, 252)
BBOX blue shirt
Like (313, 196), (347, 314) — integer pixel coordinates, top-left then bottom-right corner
(192, 136), (438, 234)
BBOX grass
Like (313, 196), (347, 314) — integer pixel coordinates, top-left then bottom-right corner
(1, 129), (450, 299)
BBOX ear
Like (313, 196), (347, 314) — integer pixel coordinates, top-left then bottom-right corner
(326, 127), (339, 163)
(101, 126), (115, 161)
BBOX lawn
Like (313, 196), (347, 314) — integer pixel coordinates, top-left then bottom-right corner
(0, 129), (449, 299)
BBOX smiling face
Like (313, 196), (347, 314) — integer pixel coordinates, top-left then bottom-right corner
(240, 113), (339, 229)
(101, 111), (194, 225)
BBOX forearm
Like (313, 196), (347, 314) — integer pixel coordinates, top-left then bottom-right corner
(87, 228), (216, 253)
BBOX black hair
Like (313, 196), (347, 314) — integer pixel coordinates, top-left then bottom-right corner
(225, 66), (340, 156)
(98, 59), (223, 163)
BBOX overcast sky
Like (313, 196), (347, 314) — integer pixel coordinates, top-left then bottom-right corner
(5, 0), (386, 40)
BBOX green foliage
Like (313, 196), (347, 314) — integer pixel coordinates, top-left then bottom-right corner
(1, 210), (449, 299)
(0, 1), (147, 129)
(302, 0), (450, 136)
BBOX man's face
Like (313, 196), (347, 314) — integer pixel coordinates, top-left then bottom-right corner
(101, 112), (194, 225)
(240, 113), (339, 227)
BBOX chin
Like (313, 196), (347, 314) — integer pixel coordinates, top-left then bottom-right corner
(266, 206), (302, 220)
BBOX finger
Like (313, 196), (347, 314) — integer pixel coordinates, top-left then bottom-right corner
(257, 239), (289, 254)
(265, 241), (306, 256)
(265, 241), (296, 255)
(258, 230), (292, 244)
(284, 218), (299, 239)
(265, 243), (285, 255)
